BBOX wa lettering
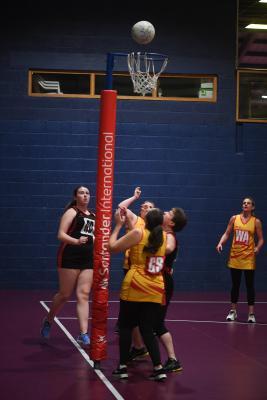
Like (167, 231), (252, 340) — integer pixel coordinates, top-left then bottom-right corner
(235, 229), (249, 245)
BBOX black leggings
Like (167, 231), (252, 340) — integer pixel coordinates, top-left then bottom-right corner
(153, 272), (174, 337)
(118, 300), (163, 366)
(230, 268), (255, 306)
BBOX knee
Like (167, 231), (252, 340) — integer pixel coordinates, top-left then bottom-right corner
(154, 324), (168, 337)
(76, 288), (90, 301)
(57, 291), (72, 303)
(139, 324), (153, 339)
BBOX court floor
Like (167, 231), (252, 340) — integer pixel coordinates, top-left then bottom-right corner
(1, 290), (267, 400)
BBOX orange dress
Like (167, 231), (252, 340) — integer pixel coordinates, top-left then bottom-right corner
(123, 216), (145, 271)
(120, 228), (167, 304)
(228, 214), (256, 270)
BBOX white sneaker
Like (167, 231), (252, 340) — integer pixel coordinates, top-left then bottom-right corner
(226, 309), (237, 321)
(247, 314), (256, 323)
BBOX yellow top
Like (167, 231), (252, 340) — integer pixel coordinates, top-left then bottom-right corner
(120, 228), (167, 304)
(228, 214), (256, 270)
(123, 216), (145, 270)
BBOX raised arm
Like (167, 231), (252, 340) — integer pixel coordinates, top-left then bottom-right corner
(255, 218), (264, 254)
(118, 186), (141, 209)
(216, 215), (235, 253)
(118, 186), (141, 228)
(109, 209), (142, 253)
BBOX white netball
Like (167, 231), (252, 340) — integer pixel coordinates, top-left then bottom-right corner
(131, 21), (155, 45)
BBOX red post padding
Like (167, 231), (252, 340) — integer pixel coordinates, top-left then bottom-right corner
(90, 90), (117, 361)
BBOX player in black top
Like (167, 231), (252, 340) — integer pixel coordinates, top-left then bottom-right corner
(57, 206), (95, 269)
(41, 186), (95, 347)
(153, 207), (187, 372)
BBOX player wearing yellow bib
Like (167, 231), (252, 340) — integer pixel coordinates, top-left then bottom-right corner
(115, 187), (154, 361)
(119, 187), (154, 273)
(109, 208), (167, 381)
(216, 197), (264, 323)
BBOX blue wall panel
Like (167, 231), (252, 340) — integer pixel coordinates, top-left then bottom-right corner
(0, 0), (266, 291)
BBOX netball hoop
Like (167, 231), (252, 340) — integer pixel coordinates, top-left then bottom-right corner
(127, 52), (168, 96)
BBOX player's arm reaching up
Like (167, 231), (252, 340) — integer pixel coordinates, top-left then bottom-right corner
(118, 187), (141, 229)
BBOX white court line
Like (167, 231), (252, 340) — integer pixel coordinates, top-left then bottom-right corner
(41, 299), (267, 329)
(56, 316), (267, 326)
(43, 300), (267, 304)
(169, 301), (267, 304)
(40, 301), (125, 400)
(166, 319), (267, 326)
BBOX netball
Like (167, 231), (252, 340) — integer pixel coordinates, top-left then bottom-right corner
(131, 20), (155, 45)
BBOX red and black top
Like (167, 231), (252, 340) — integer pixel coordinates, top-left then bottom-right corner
(57, 207), (95, 269)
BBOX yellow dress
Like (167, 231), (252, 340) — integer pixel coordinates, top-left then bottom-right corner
(123, 216), (145, 271)
(228, 214), (256, 270)
(120, 228), (167, 304)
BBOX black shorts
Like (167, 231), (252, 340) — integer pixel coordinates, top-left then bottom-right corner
(58, 243), (93, 269)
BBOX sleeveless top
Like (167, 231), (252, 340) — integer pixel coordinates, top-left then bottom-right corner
(120, 228), (167, 304)
(123, 216), (145, 270)
(164, 232), (178, 275)
(228, 214), (256, 270)
(57, 207), (95, 269)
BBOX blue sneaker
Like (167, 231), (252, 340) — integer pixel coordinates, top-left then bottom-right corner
(40, 318), (52, 339)
(77, 333), (90, 347)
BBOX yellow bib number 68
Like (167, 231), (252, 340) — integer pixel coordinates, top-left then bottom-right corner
(146, 256), (165, 275)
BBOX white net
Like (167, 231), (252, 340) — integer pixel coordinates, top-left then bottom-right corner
(127, 52), (168, 96)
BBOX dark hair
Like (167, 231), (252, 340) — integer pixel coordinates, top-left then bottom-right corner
(172, 207), (187, 232)
(143, 208), (164, 254)
(243, 196), (255, 216)
(64, 185), (89, 211)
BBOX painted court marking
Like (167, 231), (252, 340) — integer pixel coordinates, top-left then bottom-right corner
(40, 301), (125, 400)
(44, 300), (267, 304)
(41, 299), (267, 327)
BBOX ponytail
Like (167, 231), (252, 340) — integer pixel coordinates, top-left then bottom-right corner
(143, 208), (164, 254)
(143, 225), (164, 254)
(63, 199), (77, 212)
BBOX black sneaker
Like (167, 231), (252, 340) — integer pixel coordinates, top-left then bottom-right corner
(128, 347), (149, 362)
(112, 366), (128, 379)
(163, 358), (183, 373)
(149, 367), (167, 382)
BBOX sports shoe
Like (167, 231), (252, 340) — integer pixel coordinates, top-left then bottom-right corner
(149, 367), (167, 382)
(77, 333), (90, 347)
(112, 365), (128, 379)
(226, 309), (237, 321)
(40, 318), (52, 339)
(163, 357), (183, 373)
(247, 313), (256, 323)
(128, 346), (149, 362)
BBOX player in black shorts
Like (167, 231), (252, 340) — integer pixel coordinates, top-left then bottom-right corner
(41, 186), (95, 346)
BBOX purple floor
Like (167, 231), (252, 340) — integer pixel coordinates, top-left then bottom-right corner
(1, 290), (267, 400)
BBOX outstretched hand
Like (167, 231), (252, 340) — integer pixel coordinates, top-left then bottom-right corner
(134, 186), (141, 199)
(115, 207), (127, 225)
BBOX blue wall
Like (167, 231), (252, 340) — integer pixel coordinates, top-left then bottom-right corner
(0, 1), (266, 291)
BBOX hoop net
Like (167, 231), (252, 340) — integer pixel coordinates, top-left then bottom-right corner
(127, 52), (168, 96)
